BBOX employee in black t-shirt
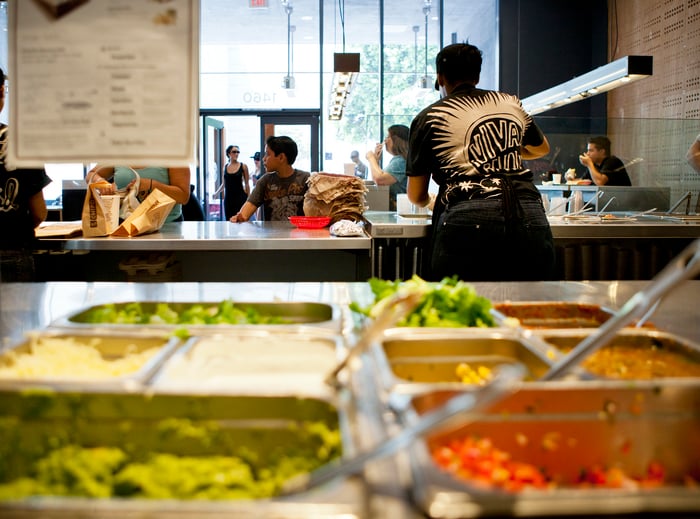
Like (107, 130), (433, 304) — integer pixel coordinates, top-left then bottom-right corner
(578, 136), (632, 186)
(0, 67), (52, 281)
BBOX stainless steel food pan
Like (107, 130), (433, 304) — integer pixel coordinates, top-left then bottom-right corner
(405, 383), (700, 517)
(533, 328), (700, 380)
(0, 330), (181, 391)
(53, 301), (342, 333)
(372, 329), (553, 393)
(0, 390), (369, 518)
(151, 329), (344, 395)
(491, 301), (614, 328)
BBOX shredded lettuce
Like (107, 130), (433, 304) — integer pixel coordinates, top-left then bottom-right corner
(351, 275), (495, 328)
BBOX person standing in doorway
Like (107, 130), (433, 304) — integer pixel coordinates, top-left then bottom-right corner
(250, 151), (263, 186)
(215, 145), (250, 220)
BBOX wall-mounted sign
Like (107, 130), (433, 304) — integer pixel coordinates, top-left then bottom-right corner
(249, 0), (268, 8)
(8, 0), (199, 167)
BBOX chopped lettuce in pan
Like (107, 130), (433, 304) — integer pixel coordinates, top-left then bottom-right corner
(350, 275), (496, 328)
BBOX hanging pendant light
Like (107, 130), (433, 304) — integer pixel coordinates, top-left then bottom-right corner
(282, 0), (295, 89)
(521, 55), (653, 115)
(418, 0), (432, 89)
(328, 0), (360, 120)
(329, 53), (360, 121)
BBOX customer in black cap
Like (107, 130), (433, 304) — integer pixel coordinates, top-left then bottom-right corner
(250, 151), (262, 186)
(406, 43), (555, 281)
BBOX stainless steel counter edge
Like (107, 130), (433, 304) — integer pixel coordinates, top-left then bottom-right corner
(41, 221), (371, 251)
(363, 211), (700, 239)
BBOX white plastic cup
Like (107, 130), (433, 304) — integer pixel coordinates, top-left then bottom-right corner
(396, 193), (411, 214)
(552, 173), (562, 184)
(550, 197), (568, 215)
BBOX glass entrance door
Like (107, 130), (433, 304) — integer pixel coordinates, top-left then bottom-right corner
(199, 110), (321, 221)
(258, 113), (320, 174)
(200, 116), (224, 220)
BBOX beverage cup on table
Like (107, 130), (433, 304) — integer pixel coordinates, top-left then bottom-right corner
(552, 173), (562, 184)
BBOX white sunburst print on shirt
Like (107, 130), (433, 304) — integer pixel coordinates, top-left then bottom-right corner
(426, 91), (532, 201)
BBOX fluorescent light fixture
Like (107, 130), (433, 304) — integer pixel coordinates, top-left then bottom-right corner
(521, 55), (653, 115)
(329, 53), (360, 121)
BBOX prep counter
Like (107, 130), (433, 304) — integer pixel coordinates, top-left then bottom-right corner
(34, 213), (700, 282)
(35, 220), (372, 283)
(363, 211), (700, 281)
(0, 280), (699, 518)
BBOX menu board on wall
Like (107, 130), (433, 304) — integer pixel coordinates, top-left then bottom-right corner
(8, 0), (199, 167)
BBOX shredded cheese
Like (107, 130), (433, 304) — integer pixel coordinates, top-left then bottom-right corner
(0, 336), (161, 379)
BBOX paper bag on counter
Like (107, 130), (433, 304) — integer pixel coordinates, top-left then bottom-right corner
(81, 182), (120, 237)
(111, 189), (176, 237)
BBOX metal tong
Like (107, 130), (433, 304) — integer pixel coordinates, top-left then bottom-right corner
(324, 288), (423, 388)
(541, 237), (700, 381)
(667, 191), (693, 215)
(283, 363), (525, 495)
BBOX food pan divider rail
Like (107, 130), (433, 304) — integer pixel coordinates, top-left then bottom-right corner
(541, 238), (700, 381)
(281, 363), (526, 495)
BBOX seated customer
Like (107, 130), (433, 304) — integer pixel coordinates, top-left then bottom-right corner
(230, 135), (309, 222)
(578, 136), (632, 186)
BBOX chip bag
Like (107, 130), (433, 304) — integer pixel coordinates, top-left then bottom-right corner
(81, 181), (120, 237)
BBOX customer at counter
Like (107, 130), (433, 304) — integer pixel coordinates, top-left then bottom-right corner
(406, 43), (555, 282)
(687, 133), (700, 174)
(0, 67), (52, 281)
(365, 124), (409, 211)
(230, 135), (309, 222)
(86, 165), (191, 222)
(578, 136), (632, 186)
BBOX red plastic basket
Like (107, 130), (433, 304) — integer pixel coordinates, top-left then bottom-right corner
(288, 216), (332, 229)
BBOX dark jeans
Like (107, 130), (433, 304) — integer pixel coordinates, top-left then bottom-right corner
(0, 250), (36, 282)
(431, 198), (555, 281)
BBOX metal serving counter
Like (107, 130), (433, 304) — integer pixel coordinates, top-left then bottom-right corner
(0, 281), (700, 519)
(36, 221), (372, 282)
(363, 211), (700, 281)
(34, 214), (700, 282)
(0, 280), (699, 518)
(3, 280), (699, 348)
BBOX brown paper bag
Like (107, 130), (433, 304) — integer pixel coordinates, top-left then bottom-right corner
(111, 188), (176, 237)
(81, 182), (120, 237)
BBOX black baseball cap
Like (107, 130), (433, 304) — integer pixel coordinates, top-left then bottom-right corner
(251, 152), (261, 160)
